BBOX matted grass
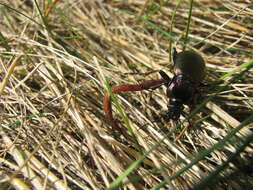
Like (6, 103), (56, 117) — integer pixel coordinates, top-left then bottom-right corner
(0, 1), (253, 190)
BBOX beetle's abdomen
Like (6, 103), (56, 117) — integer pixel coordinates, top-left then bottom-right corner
(174, 51), (206, 83)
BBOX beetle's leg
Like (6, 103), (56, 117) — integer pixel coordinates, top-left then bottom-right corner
(126, 69), (164, 76)
(136, 70), (161, 76)
(198, 82), (210, 87)
(172, 48), (178, 65)
(126, 70), (171, 82)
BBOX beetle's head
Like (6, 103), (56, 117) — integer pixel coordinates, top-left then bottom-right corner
(166, 98), (184, 120)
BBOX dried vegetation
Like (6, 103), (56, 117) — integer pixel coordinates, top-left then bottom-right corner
(0, 0), (253, 190)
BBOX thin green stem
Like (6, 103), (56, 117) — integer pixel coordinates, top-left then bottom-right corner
(168, 0), (183, 61)
(183, 0), (194, 51)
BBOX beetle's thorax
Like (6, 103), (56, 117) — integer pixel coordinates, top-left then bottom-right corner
(166, 74), (196, 104)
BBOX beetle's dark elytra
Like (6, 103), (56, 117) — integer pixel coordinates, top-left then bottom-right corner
(173, 50), (206, 83)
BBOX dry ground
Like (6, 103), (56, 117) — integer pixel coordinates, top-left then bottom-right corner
(0, 0), (253, 190)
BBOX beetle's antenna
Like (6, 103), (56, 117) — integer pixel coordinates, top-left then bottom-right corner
(124, 70), (160, 76)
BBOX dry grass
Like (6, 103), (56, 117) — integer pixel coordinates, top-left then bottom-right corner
(0, 0), (253, 190)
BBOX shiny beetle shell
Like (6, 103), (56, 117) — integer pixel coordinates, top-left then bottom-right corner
(173, 51), (206, 83)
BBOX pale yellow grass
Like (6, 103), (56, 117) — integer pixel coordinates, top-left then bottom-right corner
(0, 1), (252, 190)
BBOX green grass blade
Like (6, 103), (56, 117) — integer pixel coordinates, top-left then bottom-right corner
(192, 132), (253, 190)
(107, 130), (174, 190)
(168, 0), (183, 61)
(0, 31), (11, 51)
(152, 112), (253, 189)
(0, 2), (42, 27)
(183, 0), (194, 51)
